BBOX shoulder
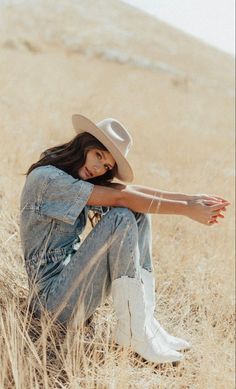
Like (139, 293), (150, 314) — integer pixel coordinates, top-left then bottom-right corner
(23, 165), (67, 196)
(26, 165), (92, 194)
(28, 165), (65, 180)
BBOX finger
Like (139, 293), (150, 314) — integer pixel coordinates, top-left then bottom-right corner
(203, 199), (219, 204)
(218, 205), (228, 210)
(203, 200), (229, 207)
(206, 195), (228, 201)
(211, 203), (230, 211)
(210, 215), (222, 220)
(210, 214), (220, 219)
(211, 210), (225, 217)
(212, 196), (229, 203)
(204, 201), (220, 207)
(212, 210), (226, 216)
(204, 196), (222, 202)
(205, 196), (229, 203)
(208, 221), (216, 226)
(212, 198), (227, 203)
(215, 201), (230, 206)
(209, 219), (218, 225)
(204, 199), (230, 206)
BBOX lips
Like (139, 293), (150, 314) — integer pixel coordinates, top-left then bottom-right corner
(85, 167), (92, 178)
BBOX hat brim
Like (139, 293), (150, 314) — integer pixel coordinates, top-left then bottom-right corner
(72, 114), (134, 183)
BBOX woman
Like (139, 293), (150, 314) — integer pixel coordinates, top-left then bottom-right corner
(20, 114), (229, 364)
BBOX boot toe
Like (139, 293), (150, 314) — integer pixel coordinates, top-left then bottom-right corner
(134, 338), (184, 364)
(153, 319), (191, 351)
(161, 349), (183, 363)
(169, 336), (191, 351)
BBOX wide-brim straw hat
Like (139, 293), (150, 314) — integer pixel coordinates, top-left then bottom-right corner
(72, 114), (134, 182)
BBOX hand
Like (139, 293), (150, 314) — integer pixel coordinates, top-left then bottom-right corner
(186, 196), (230, 226)
(190, 194), (230, 223)
(191, 193), (229, 207)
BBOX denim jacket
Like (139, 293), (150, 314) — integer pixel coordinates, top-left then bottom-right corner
(20, 165), (99, 294)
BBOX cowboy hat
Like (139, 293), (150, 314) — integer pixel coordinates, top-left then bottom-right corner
(72, 114), (134, 182)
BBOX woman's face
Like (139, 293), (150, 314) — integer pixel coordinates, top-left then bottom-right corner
(78, 148), (116, 180)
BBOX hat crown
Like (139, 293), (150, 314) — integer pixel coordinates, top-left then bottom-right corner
(97, 118), (133, 157)
(72, 114), (134, 182)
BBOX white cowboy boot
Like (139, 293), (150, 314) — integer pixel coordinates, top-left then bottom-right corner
(140, 268), (191, 351)
(111, 276), (183, 364)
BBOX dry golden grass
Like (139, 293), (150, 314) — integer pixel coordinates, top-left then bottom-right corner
(0, 1), (235, 388)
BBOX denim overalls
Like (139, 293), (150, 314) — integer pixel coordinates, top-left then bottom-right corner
(20, 165), (153, 325)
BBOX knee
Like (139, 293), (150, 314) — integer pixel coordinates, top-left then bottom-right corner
(133, 212), (152, 227)
(108, 207), (137, 227)
(106, 207), (139, 242)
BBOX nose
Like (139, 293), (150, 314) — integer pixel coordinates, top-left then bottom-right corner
(93, 162), (103, 174)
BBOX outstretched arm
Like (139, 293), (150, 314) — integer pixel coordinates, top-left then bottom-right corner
(119, 184), (192, 200)
(86, 184), (230, 226)
(107, 183), (228, 204)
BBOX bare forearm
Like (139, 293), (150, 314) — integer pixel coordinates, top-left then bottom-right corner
(87, 184), (187, 215)
(129, 185), (191, 201)
(119, 190), (187, 215)
(87, 184), (230, 224)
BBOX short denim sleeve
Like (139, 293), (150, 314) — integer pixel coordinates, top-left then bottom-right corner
(40, 166), (94, 225)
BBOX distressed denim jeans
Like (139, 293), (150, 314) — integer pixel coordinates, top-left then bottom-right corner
(37, 207), (153, 325)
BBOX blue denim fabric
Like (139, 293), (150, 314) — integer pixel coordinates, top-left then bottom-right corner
(20, 165), (153, 325)
(20, 165), (94, 293)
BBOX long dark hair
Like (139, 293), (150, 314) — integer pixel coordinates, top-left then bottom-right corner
(26, 132), (118, 185)
(26, 132), (118, 227)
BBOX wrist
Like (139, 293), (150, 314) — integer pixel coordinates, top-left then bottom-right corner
(184, 194), (195, 201)
(172, 192), (194, 201)
(156, 198), (189, 216)
(180, 200), (189, 216)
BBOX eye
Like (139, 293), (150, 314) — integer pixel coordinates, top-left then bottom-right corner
(104, 164), (111, 171)
(96, 151), (112, 172)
